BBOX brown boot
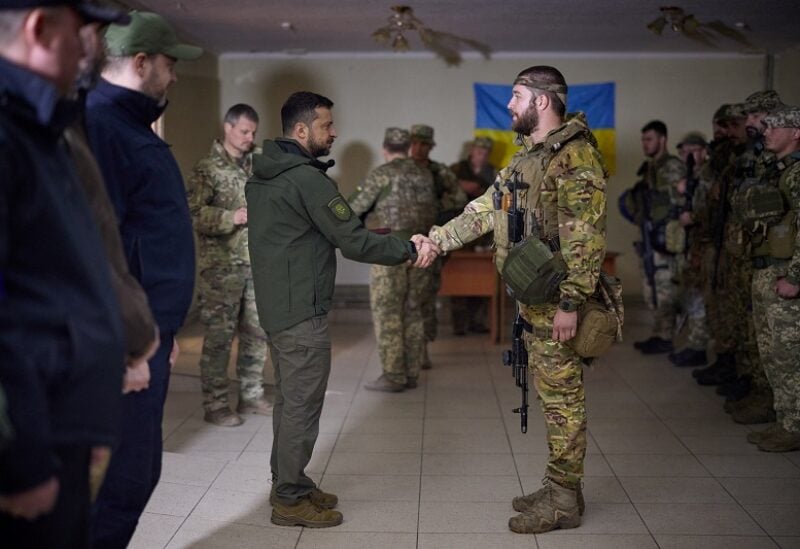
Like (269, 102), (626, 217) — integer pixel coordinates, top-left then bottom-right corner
(508, 480), (581, 534)
(746, 423), (781, 445)
(203, 407), (243, 427)
(237, 396), (273, 416)
(731, 398), (776, 425)
(270, 486), (338, 509)
(513, 479), (585, 516)
(271, 496), (343, 528)
(756, 426), (800, 453)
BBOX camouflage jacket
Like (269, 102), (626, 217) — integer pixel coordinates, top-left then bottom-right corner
(423, 159), (467, 225)
(450, 159), (497, 196)
(348, 157), (438, 238)
(778, 155), (800, 285)
(429, 114), (607, 316)
(188, 140), (255, 270)
(646, 152), (685, 223)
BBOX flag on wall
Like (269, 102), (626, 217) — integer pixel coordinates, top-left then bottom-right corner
(474, 81), (616, 174)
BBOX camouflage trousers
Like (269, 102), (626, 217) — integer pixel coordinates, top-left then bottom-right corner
(523, 305), (587, 489)
(369, 263), (427, 384)
(640, 251), (679, 340)
(420, 256), (443, 342)
(451, 296), (488, 333)
(198, 266), (268, 412)
(701, 245), (739, 355)
(752, 265), (800, 432)
(683, 286), (709, 351)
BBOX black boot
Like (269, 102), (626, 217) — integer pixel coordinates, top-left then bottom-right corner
(669, 348), (708, 367)
(718, 376), (751, 400)
(639, 337), (673, 355)
(692, 352), (733, 379)
(696, 363), (737, 386)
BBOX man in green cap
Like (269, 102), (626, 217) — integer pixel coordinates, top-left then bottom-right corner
(350, 127), (438, 392)
(85, 10), (203, 547)
(744, 105), (800, 452)
(246, 92), (439, 528)
(427, 65), (609, 534)
(410, 124), (466, 366)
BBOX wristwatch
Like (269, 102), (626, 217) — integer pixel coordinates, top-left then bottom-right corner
(558, 298), (578, 312)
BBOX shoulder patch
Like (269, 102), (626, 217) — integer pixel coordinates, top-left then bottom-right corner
(327, 196), (352, 222)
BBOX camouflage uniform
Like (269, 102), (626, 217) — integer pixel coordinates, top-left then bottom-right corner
(188, 140), (268, 412)
(349, 149), (437, 385)
(430, 113), (607, 488)
(748, 108), (800, 435)
(642, 153), (685, 340)
(449, 153), (497, 333)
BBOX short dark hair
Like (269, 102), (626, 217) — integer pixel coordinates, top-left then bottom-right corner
(641, 120), (668, 137)
(515, 65), (567, 118)
(224, 103), (259, 125)
(281, 91), (333, 136)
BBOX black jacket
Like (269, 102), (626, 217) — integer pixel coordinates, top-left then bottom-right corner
(0, 58), (125, 494)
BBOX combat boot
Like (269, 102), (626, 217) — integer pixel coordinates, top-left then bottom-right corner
(237, 396), (273, 416)
(639, 337), (673, 355)
(405, 377), (418, 389)
(725, 388), (765, 414)
(203, 407), (243, 427)
(756, 426), (800, 453)
(271, 495), (343, 528)
(513, 479), (585, 516)
(716, 376), (750, 399)
(669, 348), (708, 367)
(364, 374), (405, 392)
(270, 486), (338, 509)
(692, 352), (733, 379)
(731, 396), (776, 425)
(508, 480), (581, 534)
(746, 423), (781, 444)
(696, 363), (736, 386)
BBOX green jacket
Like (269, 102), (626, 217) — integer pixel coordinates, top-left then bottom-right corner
(246, 138), (417, 333)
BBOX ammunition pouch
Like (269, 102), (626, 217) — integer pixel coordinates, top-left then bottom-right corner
(664, 219), (686, 254)
(741, 184), (785, 233)
(501, 236), (566, 306)
(648, 221), (673, 255)
(649, 189), (673, 224)
(766, 210), (797, 259)
(569, 274), (624, 359)
(752, 256), (789, 270)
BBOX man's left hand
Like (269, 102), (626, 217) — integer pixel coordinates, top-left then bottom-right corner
(775, 277), (800, 299)
(169, 339), (180, 368)
(552, 309), (578, 342)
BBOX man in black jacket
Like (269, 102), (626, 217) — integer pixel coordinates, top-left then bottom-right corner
(0, 2), (130, 547)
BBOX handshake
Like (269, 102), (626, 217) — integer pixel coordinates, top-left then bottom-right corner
(409, 234), (442, 268)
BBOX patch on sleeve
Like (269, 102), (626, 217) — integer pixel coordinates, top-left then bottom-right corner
(327, 196), (352, 222)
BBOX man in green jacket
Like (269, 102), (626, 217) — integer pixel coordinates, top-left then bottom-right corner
(246, 91), (438, 528)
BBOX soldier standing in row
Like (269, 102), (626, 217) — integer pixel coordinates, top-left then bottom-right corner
(449, 136), (497, 335)
(633, 121), (685, 355)
(409, 124), (466, 368)
(744, 106), (800, 452)
(188, 104), (273, 427)
(350, 128), (438, 392)
(428, 65), (608, 533)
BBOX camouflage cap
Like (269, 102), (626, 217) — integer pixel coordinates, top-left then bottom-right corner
(763, 106), (800, 129)
(712, 104), (732, 122)
(472, 136), (493, 150)
(678, 131), (708, 148)
(383, 127), (410, 147)
(410, 124), (435, 145)
(743, 90), (784, 114)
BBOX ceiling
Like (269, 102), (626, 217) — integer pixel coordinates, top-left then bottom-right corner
(122, 0), (799, 57)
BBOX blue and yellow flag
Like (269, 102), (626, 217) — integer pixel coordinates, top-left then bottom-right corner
(474, 81), (616, 174)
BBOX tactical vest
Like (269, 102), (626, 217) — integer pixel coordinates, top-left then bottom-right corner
(492, 122), (592, 305)
(373, 158), (438, 238)
(745, 152), (800, 259)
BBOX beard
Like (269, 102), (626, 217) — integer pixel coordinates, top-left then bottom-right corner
(308, 134), (333, 158)
(745, 125), (762, 139)
(511, 103), (539, 135)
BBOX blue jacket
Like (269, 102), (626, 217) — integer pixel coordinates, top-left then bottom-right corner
(0, 58), (125, 493)
(85, 80), (195, 332)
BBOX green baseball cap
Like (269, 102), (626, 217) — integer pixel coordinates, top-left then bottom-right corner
(104, 11), (203, 60)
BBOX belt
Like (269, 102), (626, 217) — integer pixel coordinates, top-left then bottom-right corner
(520, 318), (552, 339)
(752, 256), (789, 270)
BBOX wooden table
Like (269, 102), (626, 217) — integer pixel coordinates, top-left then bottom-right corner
(438, 250), (499, 342)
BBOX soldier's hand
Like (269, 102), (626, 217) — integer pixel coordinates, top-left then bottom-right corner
(679, 211), (693, 227)
(233, 207), (248, 226)
(775, 277), (800, 299)
(410, 234), (441, 268)
(122, 360), (151, 394)
(676, 178), (687, 195)
(552, 309), (578, 342)
(169, 339), (180, 368)
(0, 476), (59, 520)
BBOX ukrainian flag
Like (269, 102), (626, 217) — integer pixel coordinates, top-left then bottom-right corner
(474, 81), (616, 174)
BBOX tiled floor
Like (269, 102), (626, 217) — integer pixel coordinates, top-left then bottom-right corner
(131, 303), (800, 548)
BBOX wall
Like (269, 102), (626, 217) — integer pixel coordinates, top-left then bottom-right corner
(219, 51), (798, 294)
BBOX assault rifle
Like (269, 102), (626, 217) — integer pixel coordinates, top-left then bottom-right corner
(636, 183), (658, 308)
(497, 170), (529, 434)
